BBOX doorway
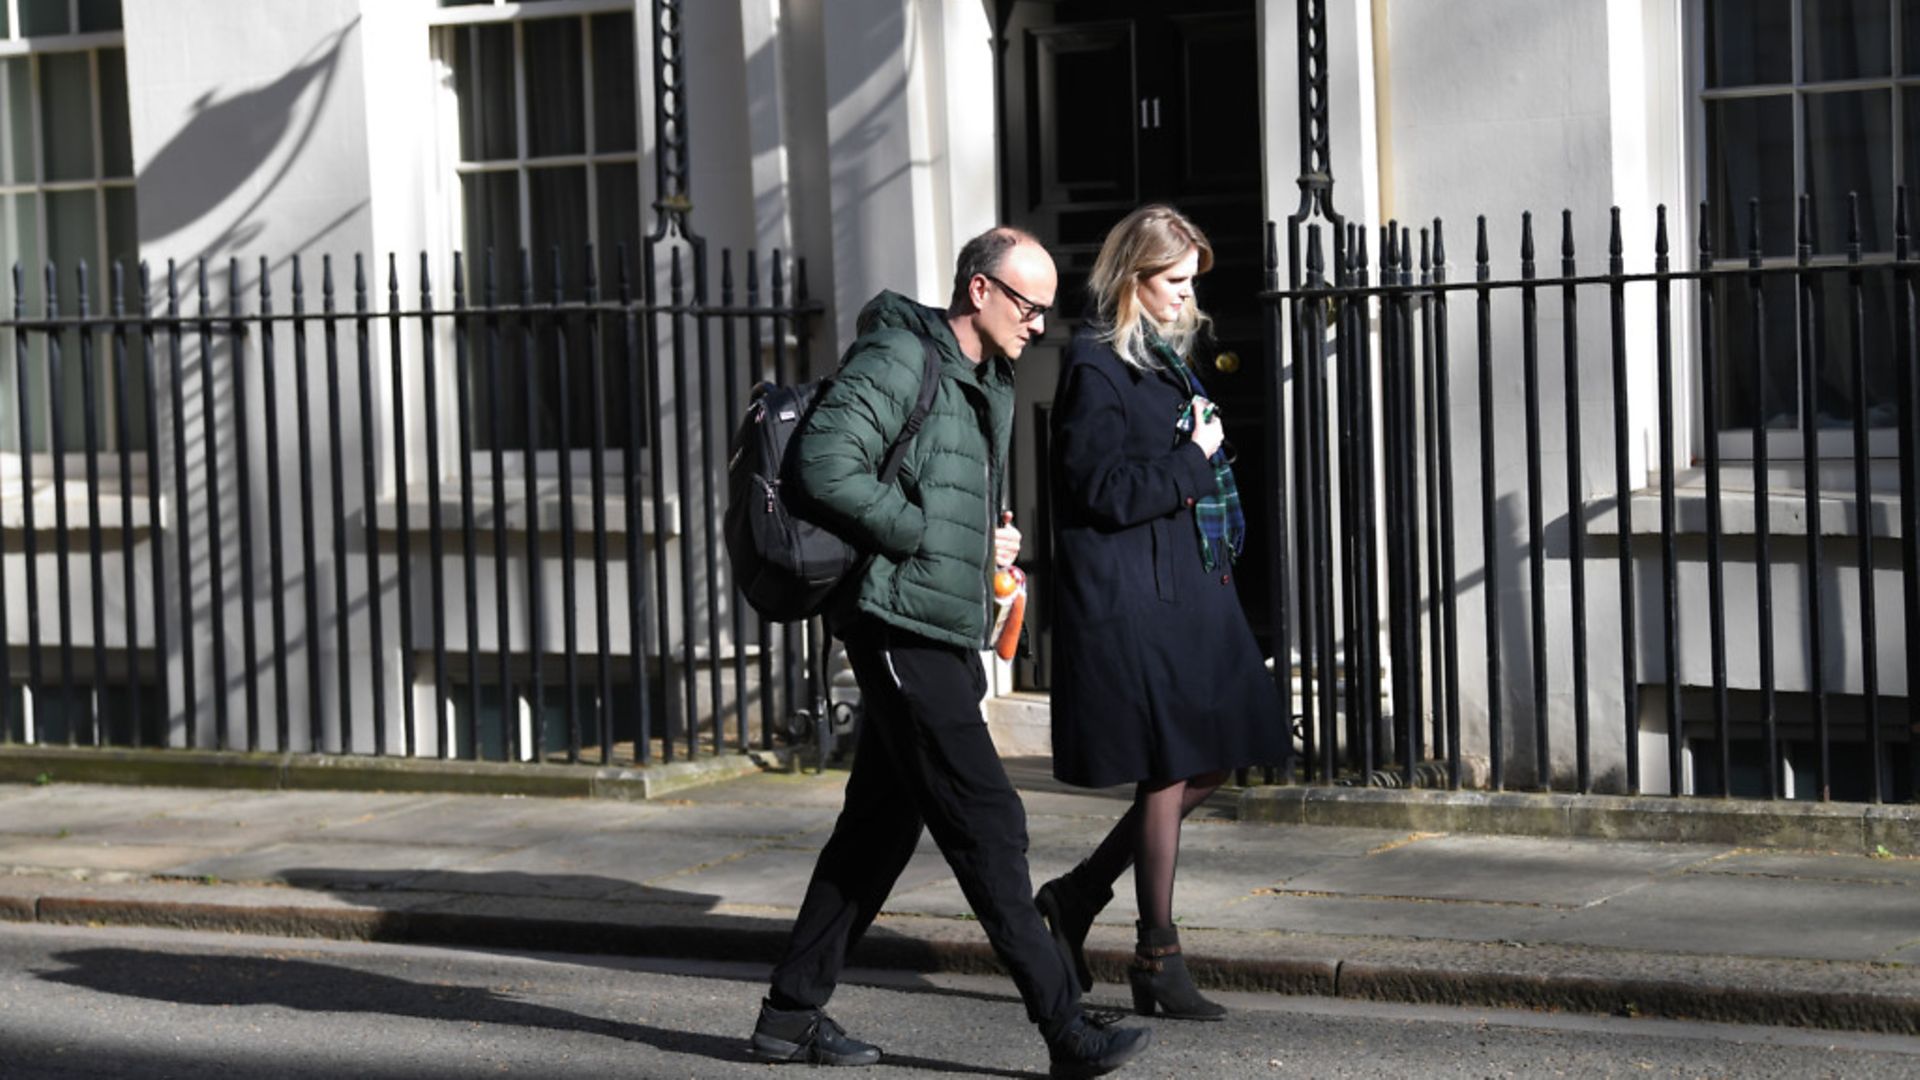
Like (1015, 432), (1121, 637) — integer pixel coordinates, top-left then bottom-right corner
(995, 0), (1265, 690)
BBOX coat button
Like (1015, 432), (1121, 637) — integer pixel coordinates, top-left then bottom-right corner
(1184, 496), (1196, 508)
(1220, 574), (1231, 585)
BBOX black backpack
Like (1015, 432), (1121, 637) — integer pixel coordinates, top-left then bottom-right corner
(725, 334), (942, 622)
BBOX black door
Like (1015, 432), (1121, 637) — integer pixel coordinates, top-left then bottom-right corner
(996, 0), (1266, 689)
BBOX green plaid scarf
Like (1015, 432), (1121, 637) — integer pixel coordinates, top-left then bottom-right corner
(1153, 336), (1245, 571)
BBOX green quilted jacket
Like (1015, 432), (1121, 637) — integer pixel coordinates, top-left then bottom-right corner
(792, 291), (1015, 649)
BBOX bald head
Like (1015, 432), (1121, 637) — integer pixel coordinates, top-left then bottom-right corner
(948, 227), (1056, 363)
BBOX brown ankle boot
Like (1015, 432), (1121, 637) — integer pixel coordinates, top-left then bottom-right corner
(1127, 923), (1226, 1021)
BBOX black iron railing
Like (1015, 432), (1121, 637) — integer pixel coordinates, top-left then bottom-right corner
(0, 244), (826, 767)
(1265, 192), (1919, 802)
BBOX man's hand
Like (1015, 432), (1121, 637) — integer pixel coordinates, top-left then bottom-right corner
(993, 511), (1021, 569)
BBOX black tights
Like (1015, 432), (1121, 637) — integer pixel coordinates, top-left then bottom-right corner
(1075, 769), (1230, 930)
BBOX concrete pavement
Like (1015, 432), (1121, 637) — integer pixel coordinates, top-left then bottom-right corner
(0, 758), (1916, 1036)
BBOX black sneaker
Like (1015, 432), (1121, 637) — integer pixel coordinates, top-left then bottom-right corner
(1046, 1012), (1151, 1079)
(749, 999), (882, 1066)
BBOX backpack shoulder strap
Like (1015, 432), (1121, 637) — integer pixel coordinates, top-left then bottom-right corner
(876, 333), (942, 483)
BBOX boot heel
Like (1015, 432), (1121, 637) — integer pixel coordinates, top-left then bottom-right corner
(1127, 968), (1157, 1016)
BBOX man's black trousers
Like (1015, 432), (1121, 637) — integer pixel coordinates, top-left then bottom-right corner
(768, 618), (1078, 1035)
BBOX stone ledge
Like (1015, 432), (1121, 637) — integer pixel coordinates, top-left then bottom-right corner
(0, 745), (766, 801)
(1238, 785), (1917, 854)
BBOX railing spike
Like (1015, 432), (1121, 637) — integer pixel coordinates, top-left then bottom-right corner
(1521, 210), (1535, 264)
(1433, 217), (1446, 270)
(1655, 205), (1669, 259)
(257, 256), (270, 301)
(1848, 190), (1862, 260)
(1306, 224), (1324, 281)
(1476, 215), (1490, 281)
(1796, 194), (1812, 261)
(1609, 207), (1624, 275)
(1698, 201), (1713, 263)
(1747, 198), (1763, 263)
(1561, 209), (1576, 260)
(1899, 187), (1911, 260)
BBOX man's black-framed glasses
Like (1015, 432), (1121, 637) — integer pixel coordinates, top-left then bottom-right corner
(983, 274), (1051, 323)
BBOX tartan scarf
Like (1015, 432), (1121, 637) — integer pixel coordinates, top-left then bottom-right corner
(1152, 336), (1245, 571)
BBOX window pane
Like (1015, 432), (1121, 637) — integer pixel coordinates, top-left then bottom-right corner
(1803, 90), (1892, 254)
(596, 163), (638, 449)
(48, 189), (97, 450)
(461, 170), (521, 275)
(77, 0), (122, 33)
(440, 0), (493, 7)
(1907, 0), (1920, 73)
(98, 48), (130, 178)
(1810, 268), (1896, 428)
(1707, 96), (1795, 258)
(1712, 275), (1798, 435)
(1803, 0), (1891, 82)
(19, 0), (69, 37)
(0, 57), (24, 184)
(453, 23), (516, 162)
(104, 184), (141, 450)
(592, 12), (637, 154)
(529, 166), (587, 297)
(1706, 0), (1792, 87)
(40, 51), (95, 182)
(525, 17), (585, 158)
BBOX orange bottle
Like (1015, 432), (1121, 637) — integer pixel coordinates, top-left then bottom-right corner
(992, 566), (1026, 662)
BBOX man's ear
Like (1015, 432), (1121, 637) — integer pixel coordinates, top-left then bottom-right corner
(968, 273), (992, 310)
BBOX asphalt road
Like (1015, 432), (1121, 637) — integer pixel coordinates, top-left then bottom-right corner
(0, 923), (1915, 1079)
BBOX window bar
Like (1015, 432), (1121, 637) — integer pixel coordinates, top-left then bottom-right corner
(323, 257), (355, 751)
(1696, 207), (1729, 796)
(419, 253), (450, 759)
(259, 257), (289, 751)
(1261, 219), (1291, 781)
(1421, 229), (1445, 773)
(165, 262), (194, 747)
(1795, 195), (1830, 799)
(745, 249), (774, 750)
(1475, 218), (1503, 790)
(1394, 227), (1420, 784)
(452, 254), (482, 761)
(1746, 201), (1778, 799)
(583, 245), (614, 762)
(227, 260), (258, 749)
(1518, 214), (1551, 787)
(1352, 227), (1381, 772)
(291, 257), (323, 749)
(1608, 209), (1639, 793)
(518, 248), (547, 759)
(768, 251), (792, 756)
(694, 241), (723, 751)
(77, 263), (105, 744)
(386, 255), (416, 756)
(549, 246), (582, 763)
(1432, 221), (1463, 789)
(1897, 188), (1920, 802)
(355, 255), (388, 754)
(1846, 192), (1882, 803)
(1295, 226), (1325, 778)
(1558, 212), (1592, 792)
(1655, 207), (1682, 795)
(46, 263), (76, 743)
(720, 249), (748, 749)
(484, 251), (515, 761)
(669, 246), (697, 756)
(618, 244), (653, 763)
(1333, 227), (1362, 770)
(139, 264), (170, 740)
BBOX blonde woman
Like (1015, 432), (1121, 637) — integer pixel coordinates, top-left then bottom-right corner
(1036, 204), (1289, 1021)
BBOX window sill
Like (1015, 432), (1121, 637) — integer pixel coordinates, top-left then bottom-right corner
(373, 483), (680, 538)
(0, 481), (162, 532)
(1585, 481), (1902, 541)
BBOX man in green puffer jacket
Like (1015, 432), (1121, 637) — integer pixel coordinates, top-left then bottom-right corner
(749, 227), (1151, 1080)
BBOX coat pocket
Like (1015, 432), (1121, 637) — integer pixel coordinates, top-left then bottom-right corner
(1151, 518), (1177, 603)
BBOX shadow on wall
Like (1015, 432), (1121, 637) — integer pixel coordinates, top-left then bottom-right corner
(136, 18), (360, 262)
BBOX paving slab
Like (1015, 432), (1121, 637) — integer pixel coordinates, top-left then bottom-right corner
(1279, 834), (1729, 907)
(1689, 850), (1920, 886)
(313, 795), (668, 846)
(0, 840), (225, 875)
(0, 786), (230, 834)
(399, 830), (757, 900)
(1199, 890), (1573, 942)
(1550, 874), (1920, 962)
(169, 841), (497, 890)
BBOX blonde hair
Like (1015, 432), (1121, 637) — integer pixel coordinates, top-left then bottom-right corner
(1087, 204), (1214, 372)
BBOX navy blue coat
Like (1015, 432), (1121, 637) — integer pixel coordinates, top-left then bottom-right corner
(1047, 326), (1290, 788)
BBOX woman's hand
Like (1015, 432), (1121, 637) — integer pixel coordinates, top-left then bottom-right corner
(1189, 396), (1224, 458)
(993, 510), (1022, 568)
